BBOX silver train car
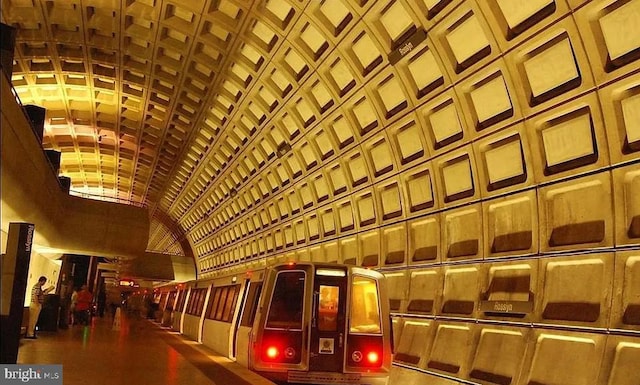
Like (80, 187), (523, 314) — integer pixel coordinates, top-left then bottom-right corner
(150, 262), (392, 385)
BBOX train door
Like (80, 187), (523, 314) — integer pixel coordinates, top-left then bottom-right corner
(346, 274), (387, 371)
(309, 266), (348, 372)
(256, 268), (307, 368)
(237, 271), (264, 369)
(231, 279), (250, 359)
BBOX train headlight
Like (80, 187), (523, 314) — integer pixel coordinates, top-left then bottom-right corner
(266, 346), (279, 359)
(284, 347), (296, 359)
(351, 350), (363, 363)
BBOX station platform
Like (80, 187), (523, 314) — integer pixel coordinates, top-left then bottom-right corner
(16, 312), (275, 385)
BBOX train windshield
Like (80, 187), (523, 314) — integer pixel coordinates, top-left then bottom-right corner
(349, 276), (381, 334)
(266, 271), (305, 330)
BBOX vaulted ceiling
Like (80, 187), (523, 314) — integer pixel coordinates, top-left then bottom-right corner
(3, 0), (318, 257)
(3, 0), (639, 278)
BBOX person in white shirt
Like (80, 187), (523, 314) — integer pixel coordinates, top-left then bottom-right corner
(70, 287), (79, 325)
(26, 276), (55, 339)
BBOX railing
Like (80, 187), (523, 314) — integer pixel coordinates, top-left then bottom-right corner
(5, 72), (64, 188)
(69, 189), (148, 208)
(6, 72), (147, 208)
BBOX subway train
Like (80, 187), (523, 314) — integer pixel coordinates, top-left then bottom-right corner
(151, 261), (392, 385)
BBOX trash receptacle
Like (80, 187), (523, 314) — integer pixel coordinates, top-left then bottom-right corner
(38, 294), (60, 332)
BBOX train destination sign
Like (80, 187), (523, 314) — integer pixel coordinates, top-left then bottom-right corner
(388, 28), (428, 65)
(479, 300), (533, 315)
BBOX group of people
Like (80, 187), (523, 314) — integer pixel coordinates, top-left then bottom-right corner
(70, 284), (94, 326)
(26, 276), (104, 339)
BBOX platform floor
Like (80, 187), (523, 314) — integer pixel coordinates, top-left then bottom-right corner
(16, 312), (274, 385)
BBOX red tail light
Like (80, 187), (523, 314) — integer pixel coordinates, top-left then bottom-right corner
(348, 335), (384, 368)
(260, 330), (302, 363)
(266, 346), (279, 359)
(351, 349), (382, 366)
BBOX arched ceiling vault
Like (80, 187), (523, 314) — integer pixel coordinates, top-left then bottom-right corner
(3, 0), (639, 276)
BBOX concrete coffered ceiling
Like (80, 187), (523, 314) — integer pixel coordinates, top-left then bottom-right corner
(2, 0), (639, 279)
(3, 0), (295, 257)
(4, 2), (640, 384)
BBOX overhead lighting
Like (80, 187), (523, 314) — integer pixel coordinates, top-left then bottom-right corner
(119, 279), (136, 287)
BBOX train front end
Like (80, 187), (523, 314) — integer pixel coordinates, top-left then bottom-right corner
(251, 263), (392, 385)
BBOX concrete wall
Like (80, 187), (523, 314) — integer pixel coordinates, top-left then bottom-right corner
(24, 253), (61, 306)
(187, 1), (640, 384)
(1, 73), (150, 259)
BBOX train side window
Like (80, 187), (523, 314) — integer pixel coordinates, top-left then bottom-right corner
(195, 290), (204, 314)
(162, 293), (169, 309)
(186, 292), (193, 314)
(193, 291), (201, 315)
(241, 283), (263, 327)
(176, 290), (187, 312)
(222, 285), (241, 322)
(188, 291), (196, 314)
(196, 289), (207, 316)
(207, 287), (223, 319)
(188, 290), (196, 314)
(349, 276), (382, 334)
(187, 291), (194, 314)
(187, 288), (207, 316)
(215, 287), (230, 320)
(158, 293), (167, 309)
(318, 285), (340, 331)
(167, 291), (176, 310)
(267, 271), (305, 330)
(175, 290), (184, 312)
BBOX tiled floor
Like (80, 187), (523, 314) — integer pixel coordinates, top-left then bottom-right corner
(17, 312), (273, 385)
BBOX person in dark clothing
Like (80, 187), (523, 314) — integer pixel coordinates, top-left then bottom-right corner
(97, 289), (107, 317)
(145, 296), (154, 319)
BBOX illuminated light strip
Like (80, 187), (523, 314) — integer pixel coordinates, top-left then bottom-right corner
(316, 269), (346, 277)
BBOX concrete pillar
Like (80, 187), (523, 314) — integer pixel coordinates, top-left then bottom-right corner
(0, 223), (35, 364)
(0, 23), (16, 80)
(55, 255), (74, 329)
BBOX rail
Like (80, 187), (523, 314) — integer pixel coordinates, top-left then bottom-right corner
(69, 189), (148, 208)
(5, 69), (147, 208)
(4, 70), (64, 188)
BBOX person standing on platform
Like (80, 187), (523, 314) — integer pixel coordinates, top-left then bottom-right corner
(97, 287), (106, 317)
(75, 285), (93, 325)
(26, 276), (55, 339)
(69, 287), (79, 325)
